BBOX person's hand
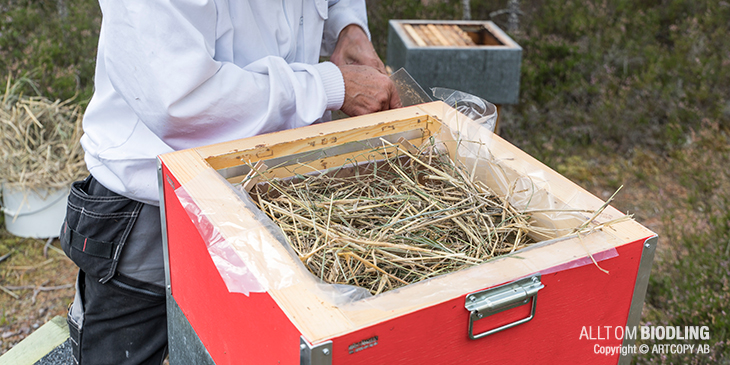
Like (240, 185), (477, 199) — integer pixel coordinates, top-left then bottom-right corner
(331, 25), (386, 74)
(339, 64), (401, 117)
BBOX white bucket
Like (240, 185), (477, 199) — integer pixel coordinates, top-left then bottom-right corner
(2, 184), (70, 238)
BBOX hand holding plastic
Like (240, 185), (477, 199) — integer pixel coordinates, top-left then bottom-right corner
(339, 65), (402, 116)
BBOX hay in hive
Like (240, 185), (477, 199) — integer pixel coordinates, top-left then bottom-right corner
(246, 138), (564, 295)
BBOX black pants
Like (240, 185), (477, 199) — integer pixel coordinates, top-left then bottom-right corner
(61, 176), (168, 365)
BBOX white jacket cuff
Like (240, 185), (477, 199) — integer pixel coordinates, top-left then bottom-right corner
(313, 61), (345, 111)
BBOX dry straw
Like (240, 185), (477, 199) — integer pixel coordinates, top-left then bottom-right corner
(247, 138), (565, 295)
(1, 76), (87, 190)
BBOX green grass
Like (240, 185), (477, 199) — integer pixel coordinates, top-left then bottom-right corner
(0, 0), (101, 103)
(637, 125), (730, 364)
(501, 0), (730, 161)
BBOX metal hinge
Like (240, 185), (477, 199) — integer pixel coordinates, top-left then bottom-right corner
(465, 274), (544, 340)
(300, 337), (332, 365)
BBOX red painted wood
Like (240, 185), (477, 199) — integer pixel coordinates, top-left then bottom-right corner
(162, 165), (301, 364)
(330, 239), (648, 365)
(163, 161), (650, 364)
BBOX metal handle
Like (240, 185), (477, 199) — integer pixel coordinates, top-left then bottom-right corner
(465, 274), (544, 340)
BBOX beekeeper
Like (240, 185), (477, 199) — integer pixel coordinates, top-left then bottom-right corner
(59, 0), (400, 363)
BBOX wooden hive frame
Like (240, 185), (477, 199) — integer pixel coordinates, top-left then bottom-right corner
(159, 102), (656, 363)
(400, 21), (517, 48)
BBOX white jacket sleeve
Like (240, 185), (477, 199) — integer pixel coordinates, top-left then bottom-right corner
(99, 0), (345, 151)
(321, 0), (371, 56)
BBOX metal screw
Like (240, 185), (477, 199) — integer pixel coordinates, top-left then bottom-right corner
(322, 348), (330, 356)
(469, 296), (476, 302)
(477, 313), (483, 319)
(645, 242), (651, 248)
(531, 276), (539, 283)
(300, 344), (306, 351)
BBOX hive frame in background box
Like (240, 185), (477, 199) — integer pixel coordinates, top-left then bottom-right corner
(157, 102), (657, 365)
(387, 20), (522, 106)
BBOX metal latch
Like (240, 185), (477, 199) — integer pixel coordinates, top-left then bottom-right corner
(465, 274), (544, 340)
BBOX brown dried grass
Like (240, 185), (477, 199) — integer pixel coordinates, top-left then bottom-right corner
(0, 76), (87, 190)
(248, 139), (558, 295)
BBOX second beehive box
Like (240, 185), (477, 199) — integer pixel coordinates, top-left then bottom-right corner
(387, 20), (522, 105)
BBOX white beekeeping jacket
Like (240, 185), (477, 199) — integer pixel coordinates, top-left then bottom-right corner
(81, 0), (369, 205)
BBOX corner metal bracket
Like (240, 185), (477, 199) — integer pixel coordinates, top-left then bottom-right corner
(157, 160), (172, 296)
(300, 337), (333, 365)
(619, 235), (658, 365)
(167, 293), (215, 365)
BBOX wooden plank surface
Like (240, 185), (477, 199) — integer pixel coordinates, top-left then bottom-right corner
(404, 24), (479, 47)
(402, 24), (427, 47)
(441, 25), (470, 46)
(198, 107), (435, 170)
(426, 24), (450, 46)
(0, 316), (69, 365)
(400, 22), (518, 48)
(418, 24), (439, 46)
(452, 25), (477, 46)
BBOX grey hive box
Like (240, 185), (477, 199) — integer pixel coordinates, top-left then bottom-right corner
(387, 20), (522, 105)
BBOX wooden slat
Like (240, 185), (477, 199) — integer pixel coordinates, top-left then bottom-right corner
(413, 25), (434, 46)
(221, 136), (425, 184)
(198, 107), (435, 170)
(240, 160), (268, 192)
(445, 25), (471, 46)
(416, 24), (437, 46)
(402, 24), (427, 47)
(0, 316), (69, 365)
(426, 24), (451, 46)
(452, 25), (477, 46)
(438, 25), (465, 46)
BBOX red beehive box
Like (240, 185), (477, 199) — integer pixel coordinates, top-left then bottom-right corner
(157, 102), (656, 365)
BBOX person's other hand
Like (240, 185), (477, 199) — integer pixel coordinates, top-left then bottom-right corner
(339, 64), (401, 117)
(331, 25), (386, 74)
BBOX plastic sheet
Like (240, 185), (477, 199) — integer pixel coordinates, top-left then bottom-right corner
(433, 113), (599, 238)
(173, 101), (624, 309)
(540, 247), (619, 276)
(432, 87), (498, 132)
(175, 185), (266, 295)
(174, 170), (306, 295)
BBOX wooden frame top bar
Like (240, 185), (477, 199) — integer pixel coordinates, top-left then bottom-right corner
(391, 20), (521, 49)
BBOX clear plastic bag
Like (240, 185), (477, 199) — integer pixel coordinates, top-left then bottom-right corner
(432, 87), (498, 132)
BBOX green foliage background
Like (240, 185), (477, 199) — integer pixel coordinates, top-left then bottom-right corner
(0, 0), (100, 103)
(1, 0), (728, 362)
(369, 0), (730, 160)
